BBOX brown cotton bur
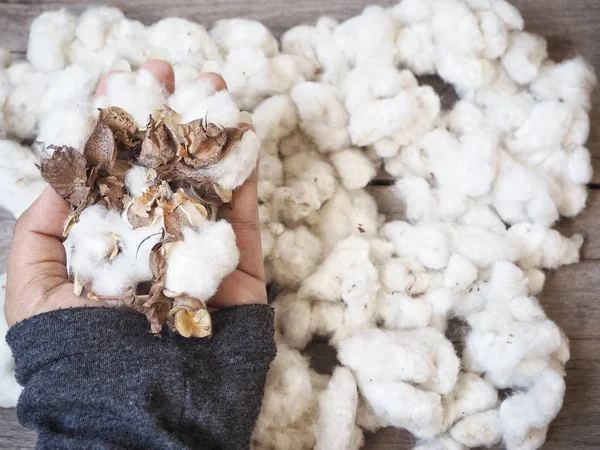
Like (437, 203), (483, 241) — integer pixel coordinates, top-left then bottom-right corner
(40, 146), (89, 207)
(82, 120), (117, 171)
(99, 107), (138, 148)
(139, 118), (179, 167)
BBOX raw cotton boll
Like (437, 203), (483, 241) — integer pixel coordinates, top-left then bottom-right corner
(444, 254), (478, 291)
(104, 19), (150, 67)
(437, 53), (498, 99)
(37, 104), (96, 149)
(271, 226), (323, 287)
(27, 9), (76, 71)
(165, 223), (239, 302)
(431, 0), (484, 57)
(451, 225), (517, 269)
(0, 140), (47, 218)
(252, 95), (298, 144)
(273, 291), (314, 350)
(73, 7), (125, 50)
(311, 300), (347, 339)
(506, 223), (583, 269)
(443, 373), (499, 427)
(396, 24), (436, 75)
(557, 184), (588, 218)
(413, 436), (464, 450)
(315, 367), (358, 450)
(283, 150), (337, 204)
(478, 10), (509, 59)
(474, 67), (520, 108)
(450, 410), (503, 447)
(483, 261), (529, 302)
(380, 258), (417, 294)
(167, 81), (240, 126)
(38, 63), (100, 115)
(148, 18), (221, 65)
(564, 106), (591, 148)
(530, 56), (597, 110)
(330, 148), (376, 189)
(356, 397), (389, 433)
(382, 221), (450, 270)
(460, 205), (506, 235)
(313, 188), (382, 252)
(500, 369), (565, 449)
(272, 182), (322, 226)
(395, 176), (438, 222)
(259, 151), (284, 187)
(333, 5), (399, 67)
(290, 82), (350, 153)
(492, 0), (525, 31)
(384, 144), (431, 178)
(342, 65), (404, 112)
(446, 101), (487, 136)
(376, 291), (432, 330)
(357, 378), (444, 439)
(125, 165), (153, 197)
(372, 138), (400, 158)
(367, 238), (395, 265)
(422, 128), (498, 198)
(525, 268), (545, 296)
(485, 91), (536, 135)
(198, 129), (260, 190)
(391, 0), (432, 23)
(502, 32), (547, 85)
(172, 65), (201, 90)
(278, 130), (319, 157)
(0, 273), (22, 408)
(492, 151), (559, 227)
(94, 70), (166, 127)
(211, 19), (278, 57)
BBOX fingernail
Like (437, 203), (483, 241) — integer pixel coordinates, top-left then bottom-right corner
(239, 111), (253, 126)
(147, 48), (168, 61)
(109, 59), (132, 73)
(201, 60), (222, 75)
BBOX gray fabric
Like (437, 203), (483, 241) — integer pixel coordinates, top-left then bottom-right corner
(6, 305), (276, 450)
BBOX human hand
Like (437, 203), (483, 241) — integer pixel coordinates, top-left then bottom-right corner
(5, 60), (266, 327)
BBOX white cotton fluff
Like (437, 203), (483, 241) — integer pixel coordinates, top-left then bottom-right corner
(376, 291), (432, 330)
(315, 367), (358, 450)
(396, 24), (437, 75)
(443, 254), (478, 291)
(125, 166), (153, 197)
(65, 205), (163, 296)
(271, 226), (323, 287)
(27, 10), (77, 71)
(252, 95), (298, 145)
(443, 373), (499, 427)
(330, 148), (377, 190)
(501, 32), (547, 85)
(211, 19), (278, 57)
(290, 82), (350, 152)
(37, 104), (96, 149)
(0, 273), (22, 408)
(94, 70), (167, 127)
(273, 291), (314, 350)
(165, 223), (239, 302)
(0, 140), (47, 218)
(450, 410), (503, 447)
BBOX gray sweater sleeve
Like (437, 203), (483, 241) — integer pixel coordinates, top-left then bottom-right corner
(6, 305), (276, 450)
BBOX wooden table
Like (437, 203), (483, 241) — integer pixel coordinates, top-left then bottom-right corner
(0, 1), (599, 448)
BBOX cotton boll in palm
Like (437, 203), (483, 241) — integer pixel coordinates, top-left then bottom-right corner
(478, 10), (509, 59)
(37, 104), (96, 149)
(444, 254), (478, 291)
(315, 367), (358, 450)
(330, 148), (376, 190)
(382, 221), (450, 270)
(273, 291), (314, 350)
(500, 369), (565, 449)
(333, 5), (399, 67)
(506, 223), (583, 269)
(396, 24), (436, 75)
(450, 410), (502, 447)
(38, 63), (100, 115)
(252, 95), (298, 144)
(164, 222), (239, 302)
(376, 291), (432, 330)
(271, 226), (322, 287)
(148, 18), (221, 65)
(530, 56), (597, 110)
(492, 0), (524, 30)
(502, 32), (547, 85)
(443, 373), (499, 427)
(167, 81), (240, 126)
(210, 19), (278, 57)
(290, 82), (350, 153)
(27, 9), (76, 71)
(314, 188), (382, 252)
(125, 165), (153, 197)
(358, 378), (444, 439)
(94, 70), (166, 127)
(198, 129), (260, 190)
(0, 140), (47, 218)
(0, 273), (22, 408)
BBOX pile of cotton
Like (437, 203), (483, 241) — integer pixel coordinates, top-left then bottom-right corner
(0, 0), (596, 448)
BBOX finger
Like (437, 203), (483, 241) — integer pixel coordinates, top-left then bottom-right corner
(196, 72), (228, 94)
(140, 59), (175, 94)
(218, 169), (265, 282)
(211, 270), (267, 307)
(95, 72), (121, 97)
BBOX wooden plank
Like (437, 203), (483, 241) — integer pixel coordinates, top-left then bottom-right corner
(0, 208), (14, 274)
(368, 185), (600, 261)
